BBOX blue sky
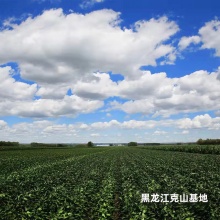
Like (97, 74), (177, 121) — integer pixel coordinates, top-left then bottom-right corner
(0, 0), (220, 143)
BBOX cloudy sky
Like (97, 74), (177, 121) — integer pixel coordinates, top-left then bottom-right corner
(0, 0), (220, 143)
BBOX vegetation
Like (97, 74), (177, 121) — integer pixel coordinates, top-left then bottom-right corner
(197, 138), (220, 145)
(143, 143), (161, 146)
(128, 141), (138, 146)
(139, 144), (220, 154)
(30, 142), (69, 148)
(0, 146), (219, 219)
(74, 144), (88, 148)
(0, 141), (19, 146)
(87, 141), (94, 147)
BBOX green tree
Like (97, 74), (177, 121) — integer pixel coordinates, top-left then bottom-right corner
(87, 141), (94, 147)
(197, 138), (204, 145)
(128, 142), (138, 146)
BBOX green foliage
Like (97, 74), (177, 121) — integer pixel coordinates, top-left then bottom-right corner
(197, 138), (220, 145)
(0, 147), (219, 219)
(30, 142), (58, 148)
(0, 141), (19, 146)
(30, 142), (68, 148)
(140, 144), (220, 154)
(128, 142), (138, 146)
(74, 144), (88, 148)
(87, 141), (94, 147)
(143, 143), (160, 146)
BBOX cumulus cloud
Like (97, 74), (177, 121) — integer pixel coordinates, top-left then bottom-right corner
(0, 66), (37, 100)
(215, 110), (220, 117)
(178, 18), (220, 56)
(0, 9), (182, 118)
(0, 120), (7, 129)
(1, 114), (219, 143)
(1, 10), (220, 121)
(0, 9), (179, 86)
(91, 120), (120, 129)
(43, 124), (73, 134)
(73, 71), (174, 101)
(178, 36), (201, 50)
(73, 72), (118, 100)
(73, 68), (220, 118)
(36, 84), (70, 99)
(109, 69), (220, 117)
(0, 95), (103, 118)
(1, 65), (220, 118)
(199, 19), (220, 56)
(90, 119), (162, 130)
(177, 114), (220, 130)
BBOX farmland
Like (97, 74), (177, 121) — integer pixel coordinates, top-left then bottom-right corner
(0, 146), (220, 219)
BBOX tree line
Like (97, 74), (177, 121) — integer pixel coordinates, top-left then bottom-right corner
(30, 142), (67, 147)
(197, 139), (220, 145)
(0, 141), (19, 146)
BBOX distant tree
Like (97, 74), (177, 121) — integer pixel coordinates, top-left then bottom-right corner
(197, 138), (220, 145)
(197, 138), (204, 145)
(109, 144), (113, 146)
(87, 141), (94, 147)
(0, 141), (19, 146)
(128, 142), (138, 146)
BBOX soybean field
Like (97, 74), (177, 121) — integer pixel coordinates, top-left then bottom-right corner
(0, 146), (220, 219)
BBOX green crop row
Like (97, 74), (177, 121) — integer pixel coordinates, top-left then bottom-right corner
(138, 144), (220, 154)
(0, 147), (219, 219)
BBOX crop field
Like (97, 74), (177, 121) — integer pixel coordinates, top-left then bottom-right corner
(138, 144), (220, 155)
(0, 146), (220, 219)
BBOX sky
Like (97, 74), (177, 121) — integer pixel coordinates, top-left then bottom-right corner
(0, 0), (220, 143)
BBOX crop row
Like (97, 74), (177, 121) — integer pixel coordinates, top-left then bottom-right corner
(0, 147), (220, 219)
(139, 144), (220, 154)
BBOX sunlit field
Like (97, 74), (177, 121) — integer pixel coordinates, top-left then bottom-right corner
(0, 146), (219, 219)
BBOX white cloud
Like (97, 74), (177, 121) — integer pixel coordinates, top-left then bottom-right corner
(215, 110), (220, 117)
(1, 65), (220, 118)
(117, 71), (173, 100)
(111, 99), (155, 115)
(73, 71), (174, 101)
(0, 114), (219, 143)
(90, 133), (100, 137)
(0, 120), (7, 130)
(153, 130), (168, 135)
(177, 114), (217, 129)
(36, 84), (70, 99)
(0, 95), (103, 118)
(79, 123), (89, 129)
(1, 10), (220, 125)
(109, 69), (220, 117)
(73, 72), (118, 100)
(0, 9), (179, 86)
(91, 120), (120, 129)
(0, 9), (182, 118)
(178, 36), (201, 50)
(199, 19), (220, 56)
(122, 120), (155, 129)
(0, 66), (37, 100)
(80, 0), (105, 9)
(43, 124), (70, 134)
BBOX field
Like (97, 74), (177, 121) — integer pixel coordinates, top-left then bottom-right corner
(0, 146), (220, 219)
